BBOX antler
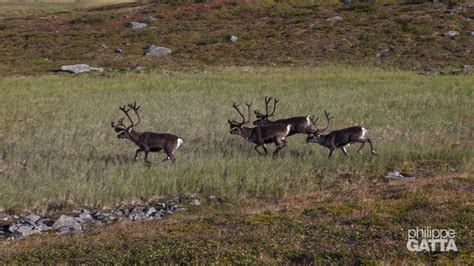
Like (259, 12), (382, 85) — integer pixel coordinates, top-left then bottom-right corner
(111, 117), (126, 128)
(232, 103), (247, 125)
(127, 101), (141, 127)
(264, 96), (272, 117)
(269, 97), (279, 117)
(310, 110), (334, 133)
(245, 102), (252, 123)
(119, 101), (141, 128)
(255, 96), (278, 119)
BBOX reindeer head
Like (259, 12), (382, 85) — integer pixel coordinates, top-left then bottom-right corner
(111, 101), (141, 139)
(253, 96), (278, 126)
(228, 102), (252, 135)
(305, 110), (334, 143)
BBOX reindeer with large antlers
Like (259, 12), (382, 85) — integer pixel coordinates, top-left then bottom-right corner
(111, 101), (184, 164)
(253, 96), (314, 136)
(305, 110), (377, 158)
(228, 102), (291, 156)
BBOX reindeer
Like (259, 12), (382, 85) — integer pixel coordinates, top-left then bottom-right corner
(111, 102), (184, 164)
(228, 102), (291, 156)
(253, 96), (313, 136)
(305, 110), (377, 158)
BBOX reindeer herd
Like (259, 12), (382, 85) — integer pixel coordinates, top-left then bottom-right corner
(111, 98), (377, 163)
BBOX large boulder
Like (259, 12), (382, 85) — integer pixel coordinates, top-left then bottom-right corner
(60, 64), (103, 74)
(144, 45), (171, 57)
(52, 215), (83, 235)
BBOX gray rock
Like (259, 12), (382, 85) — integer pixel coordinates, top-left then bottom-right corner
(126, 22), (148, 29)
(130, 65), (146, 73)
(9, 224), (40, 237)
(101, 44), (108, 49)
(52, 215), (83, 235)
(144, 45), (171, 57)
(114, 48), (122, 54)
(21, 214), (41, 225)
(129, 207), (147, 221)
(385, 171), (415, 181)
(376, 48), (389, 58)
(78, 209), (93, 220)
(444, 31), (459, 38)
(419, 68), (440, 76)
(145, 207), (158, 218)
(228, 35), (238, 42)
(464, 65), (473, 74)
(60, 64), (103, 74)
(469, 31), (474, 36)
(327, 16), (343, 24)
(141, 16), (157, 23)
(190, 199), (201, 206)
(37, 218), (55, 227)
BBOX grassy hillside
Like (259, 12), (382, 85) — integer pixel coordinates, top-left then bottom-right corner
(0, 66), (472, 212)
(0, 0), (473, 76)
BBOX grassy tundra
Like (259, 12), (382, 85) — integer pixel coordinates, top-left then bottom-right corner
(0, 66), (472, 212)
(0, 66), (473, 263)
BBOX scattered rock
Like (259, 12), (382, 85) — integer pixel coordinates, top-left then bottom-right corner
(190, 199), (201, 206)
(444, 31), (459, 38)
(129, 207), (147, 221)
(114, 48), (122, 54)
(130, 65), (146, 73)
(327, 16), (343, 24)
(419, 68), (440, 76)
(376, 48), (389, 58)
(52, 215), (83, 235)
(9, 224), (40, 238)
(0, 198), (183, 239)
(125, 22), (148, 29)
(385, 171), (415, 181)
(464, 65), (473, 74)
(228, 35), (238, 42)
(21, 213), (41, 225)
(140, 16), (157, 23)
(101, 44), (108, 49)
(60, 64), (103, 74)
(144, 45), (171, 57)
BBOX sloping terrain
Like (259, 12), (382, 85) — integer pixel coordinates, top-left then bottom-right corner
(0, 0), (473, 76)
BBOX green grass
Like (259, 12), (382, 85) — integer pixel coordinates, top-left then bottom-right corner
(0, 66), (472, 212)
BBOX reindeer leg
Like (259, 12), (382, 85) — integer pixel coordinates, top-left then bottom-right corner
(163, 150), (176, 163)
(367, 138), (377, 155)
(328, 148), (335, 158)
(254, 145), (264, 155)
(143, 146), (152, 164)
(341, 146), (348, 156)
(273, 140), (283, 156)
(262, 144), (268, 155)
(134, 149), (143, 160)
(356, 139), (367, 154)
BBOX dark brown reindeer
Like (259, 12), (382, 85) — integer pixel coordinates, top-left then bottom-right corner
(111, 102), (183, 164)
(306, 110), (377, 158)
(253, 96), (313, 136)
(228, 102), (291, 156)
